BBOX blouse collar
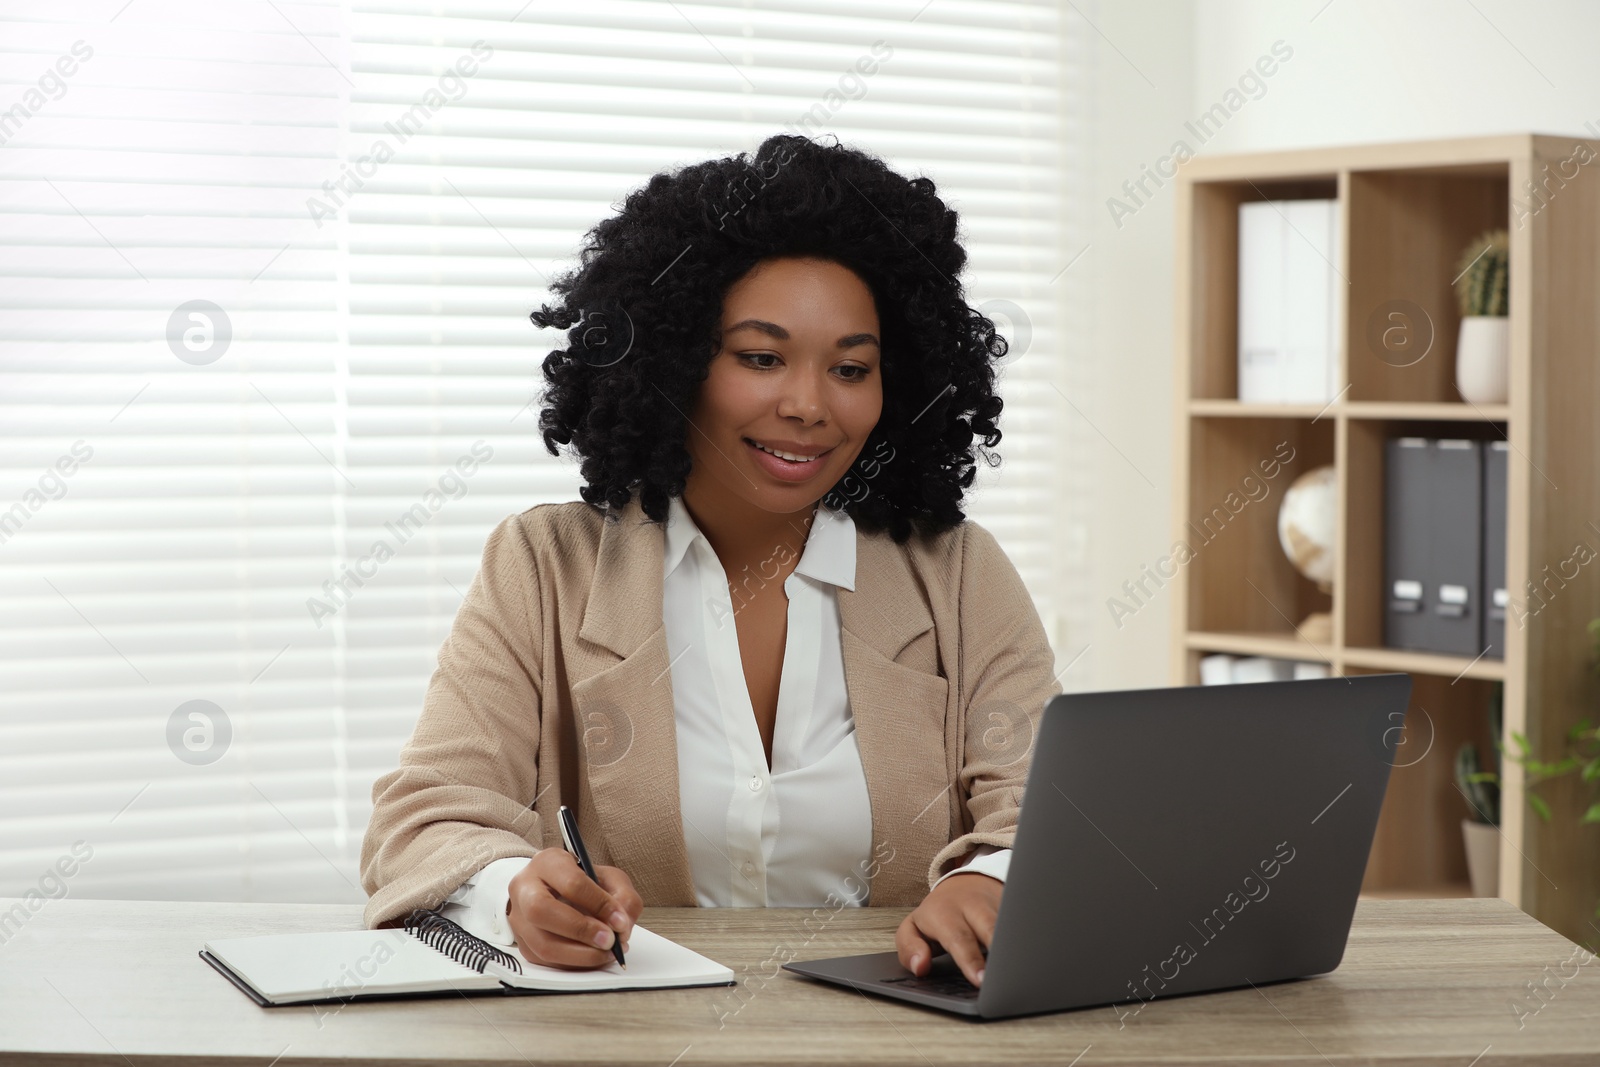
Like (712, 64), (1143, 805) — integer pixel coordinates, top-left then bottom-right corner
(663, 494), (856, 591)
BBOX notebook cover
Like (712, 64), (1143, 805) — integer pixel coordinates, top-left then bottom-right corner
(200, 949), (545, 1008)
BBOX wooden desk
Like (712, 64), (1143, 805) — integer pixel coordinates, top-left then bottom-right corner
(0, 897), (1595, 1065)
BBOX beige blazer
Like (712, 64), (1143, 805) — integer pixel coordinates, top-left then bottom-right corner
(359, 493), (1061, 928)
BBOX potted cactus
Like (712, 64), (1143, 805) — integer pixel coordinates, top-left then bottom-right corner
(1455, 683), (1503, 897)
(1452, 228), (1509, 404)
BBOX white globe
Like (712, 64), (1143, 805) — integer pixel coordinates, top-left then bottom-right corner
(1278, 465), (1337, 589)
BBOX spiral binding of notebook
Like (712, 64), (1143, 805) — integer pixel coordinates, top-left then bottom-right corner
(404, 908), (524, 976)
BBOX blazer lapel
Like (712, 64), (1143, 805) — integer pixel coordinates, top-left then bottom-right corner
(570, 495), (698, 905)
(838, 536), (952, 906)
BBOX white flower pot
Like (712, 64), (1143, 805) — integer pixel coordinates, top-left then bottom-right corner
(1461, 818), (1500, 898)
(1455, 316), (1510, 404)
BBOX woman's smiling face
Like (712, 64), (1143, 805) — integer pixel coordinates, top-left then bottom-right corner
(684, 256), (883, 515)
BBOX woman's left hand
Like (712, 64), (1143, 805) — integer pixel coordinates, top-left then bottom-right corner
(894, 872), (1003, 988)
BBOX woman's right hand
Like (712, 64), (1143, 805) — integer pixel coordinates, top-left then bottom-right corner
(504, 850), (642, 970)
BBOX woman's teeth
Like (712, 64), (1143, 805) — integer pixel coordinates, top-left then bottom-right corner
(750, 441), (821, 463)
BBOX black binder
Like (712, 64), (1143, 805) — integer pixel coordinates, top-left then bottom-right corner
(1383, 437), (1484, 656)
(1482, 440), (1509, 659)
(1384, 438), (1430, 651)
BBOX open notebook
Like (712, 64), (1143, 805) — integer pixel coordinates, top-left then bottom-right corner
(201, 909), (735, 1006)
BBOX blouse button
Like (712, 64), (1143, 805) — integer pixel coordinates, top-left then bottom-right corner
(748, 775), (762, 791)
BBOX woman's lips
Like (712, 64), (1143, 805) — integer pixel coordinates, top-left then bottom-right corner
(743, 437), (834, 483)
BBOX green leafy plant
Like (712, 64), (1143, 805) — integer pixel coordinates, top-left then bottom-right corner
(1498, 619), (1600, 827)
(1452, 228), (1509, 317)
(1504, 722), (1600, 824)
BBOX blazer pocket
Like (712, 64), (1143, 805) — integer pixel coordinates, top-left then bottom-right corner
(857, 657), (951, 816)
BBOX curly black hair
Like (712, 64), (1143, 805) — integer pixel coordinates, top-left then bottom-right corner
(532, 132), (1006, 544)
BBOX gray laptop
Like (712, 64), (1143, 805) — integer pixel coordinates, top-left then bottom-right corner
(783, 673), (1412, 1020)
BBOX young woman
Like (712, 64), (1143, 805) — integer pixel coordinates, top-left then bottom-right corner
(359, 134), (1060, 992)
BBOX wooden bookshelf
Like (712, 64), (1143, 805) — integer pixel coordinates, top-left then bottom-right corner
(1171, 134), (1600, 945)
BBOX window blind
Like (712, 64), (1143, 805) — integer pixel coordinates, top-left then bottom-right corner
(0, 0), (1072, 904)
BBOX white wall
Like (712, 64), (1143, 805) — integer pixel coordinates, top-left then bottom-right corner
(1075, 0), (1596, 691)
(1073, 1), (1195, 691)
(1192, 0), (1600, 152)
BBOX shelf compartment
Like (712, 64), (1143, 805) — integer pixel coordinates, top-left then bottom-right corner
(1187, 176), (1340, 401)
(1345, 164), (1510, 404)
(1341, 417), (1511, 656)
(1183, 416), (1336, 636)
(1353, 668), (1501, 897)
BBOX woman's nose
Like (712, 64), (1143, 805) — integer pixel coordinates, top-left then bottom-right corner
(776, 369), (827, 422)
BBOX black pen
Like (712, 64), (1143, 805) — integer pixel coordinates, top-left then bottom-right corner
(558, 804), (626, 970)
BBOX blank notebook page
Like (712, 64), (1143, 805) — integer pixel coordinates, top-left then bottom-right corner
(492, 924), (734, 990)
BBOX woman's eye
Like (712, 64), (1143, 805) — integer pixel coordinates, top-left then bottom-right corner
(737, 353), (869, 380)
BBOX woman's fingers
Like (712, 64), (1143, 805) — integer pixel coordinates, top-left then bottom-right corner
(595, 865), (643, 921)
(961, 892), (998, 949)
(507, 885), (612, 969)
(545, 856), (631, 938)
(593, 865), (642, 951)
(925, 915), (987, 987)
(539, 884), (624, 950)
(895, 878), (1000, 987)
(515, 910), (617, 969)
(895, 918), (936, 977)
(506, 852), (629, 969)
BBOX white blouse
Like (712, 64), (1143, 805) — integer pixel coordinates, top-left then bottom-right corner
(441, 496), (1010, 946)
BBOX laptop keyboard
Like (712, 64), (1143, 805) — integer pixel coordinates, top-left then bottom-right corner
(878, 972), (981, 999)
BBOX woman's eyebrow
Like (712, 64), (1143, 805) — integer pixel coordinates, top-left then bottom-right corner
(726, 318), (880, 349)
(726, 318), (789, 340)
